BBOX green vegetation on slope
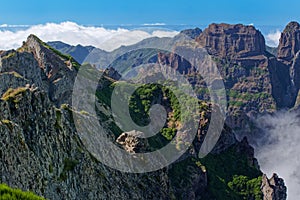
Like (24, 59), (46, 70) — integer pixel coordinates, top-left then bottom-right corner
(1, 87), (28, 102)
(0, 184), (44, 200)
(96, 79), (199, 144)
(95, 75), (263, 200)
(200, 145), (263, 200)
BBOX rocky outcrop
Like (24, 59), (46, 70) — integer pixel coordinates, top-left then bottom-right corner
(196, 23), (266, 60)
(235, 137), (260, 168)
(261, 174), (287, 200)
(0, 50), (48, 93)
(179, 28), (202, 39)
(277, 22), (300, 106)
(277, 22), (300, 64)
(294, 90), (300, 109)
(116, 130), (148, 153)
(103, 67), (122, 80)
(19, 35), (78, 106)
(157, 52), (195, 75)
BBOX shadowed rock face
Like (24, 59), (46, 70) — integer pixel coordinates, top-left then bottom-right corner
(278, 22), (300, 64)
(23, 35), (79, 106)
(196, 23), (266, 59)
(290, 51), (300, 92)
(3, 35), (78, 106)
(277, 22), (300, 102)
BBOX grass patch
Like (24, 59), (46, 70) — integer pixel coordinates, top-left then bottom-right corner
(0, 183), (44, 200)
(1, 87), (28, 101)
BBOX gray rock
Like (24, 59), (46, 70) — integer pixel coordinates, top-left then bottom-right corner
(261, 174), (287, 200)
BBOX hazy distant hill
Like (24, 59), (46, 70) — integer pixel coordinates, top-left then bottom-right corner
(47, 28), (202, 69)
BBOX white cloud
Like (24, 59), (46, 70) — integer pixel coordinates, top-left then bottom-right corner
(266, 30), (281, 47)
(0, 21), (178, 51)
(254, 111), (300, 200)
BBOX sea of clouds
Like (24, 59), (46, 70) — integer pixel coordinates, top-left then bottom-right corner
(254, 111), (300, 200)
(0, 21), (283, 51)
(0, 21), (178, 51)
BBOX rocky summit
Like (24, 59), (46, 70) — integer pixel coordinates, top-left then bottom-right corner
(0, 22), (292, 200)
(196, 23), (266, 59)
(278, 22), (300, 64)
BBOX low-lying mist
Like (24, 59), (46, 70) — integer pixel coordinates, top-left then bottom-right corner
(252, 110), (300, 200)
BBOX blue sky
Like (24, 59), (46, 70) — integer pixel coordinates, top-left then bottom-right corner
(0, 0), (299, 26)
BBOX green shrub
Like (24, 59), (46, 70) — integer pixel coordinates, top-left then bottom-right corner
(0, 183), (44, 200)
(160, 128), (176, 140)
(228, 175), (263, 200)
(200, 145), (262, 200)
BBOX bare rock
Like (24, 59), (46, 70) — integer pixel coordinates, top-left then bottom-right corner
(278, 22), (300, 64)
(21, 34), (78, 106)
(196, 23), (266, 60)
(261, 174), (287, 200)
(116, 130), (149, 153)
(179, 27), (202, 39)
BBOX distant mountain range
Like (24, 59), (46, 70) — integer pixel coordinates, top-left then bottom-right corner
(48, 22), (299, 136)
(49, 27), (279, 68)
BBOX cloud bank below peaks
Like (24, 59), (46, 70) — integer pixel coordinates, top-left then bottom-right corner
(0, 21), (178, 51)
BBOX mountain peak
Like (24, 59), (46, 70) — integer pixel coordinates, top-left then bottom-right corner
(196, 23), (266, 59)
(27, 34), (43, 42)
(179, 27), (202, 39)
(283, 21), (300, 33)
(21, 34), (48, 52)
(20, 35), (80, 71)
(278, 21), (300, 63)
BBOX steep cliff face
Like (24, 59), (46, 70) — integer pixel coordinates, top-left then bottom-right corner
(0, 87), (173, 199)
(157, 52), (196, 75)
(155, 26), (277, 133)
(277, 22), (300, 105)
(278, 22), (300, 64)
(18, 35), (79, 106)
(196, 23), (266, 60)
